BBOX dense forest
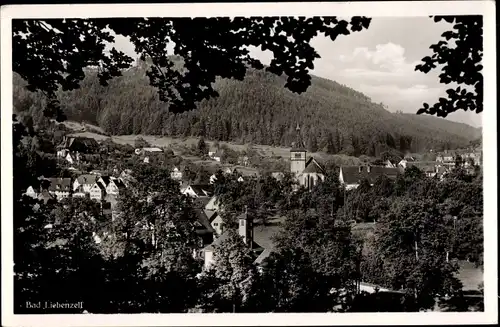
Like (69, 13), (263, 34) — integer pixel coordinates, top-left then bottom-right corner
(13, 57), (481, 157)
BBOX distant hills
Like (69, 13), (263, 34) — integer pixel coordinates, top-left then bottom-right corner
(13, 58), (481, 157)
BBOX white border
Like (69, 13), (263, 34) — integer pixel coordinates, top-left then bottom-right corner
(1, 1), (497, 326)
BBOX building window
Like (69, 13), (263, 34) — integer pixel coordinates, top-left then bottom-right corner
(213, 223), (218, 226)
(240, 220), (245, 227)
(294, 153), (302, 159)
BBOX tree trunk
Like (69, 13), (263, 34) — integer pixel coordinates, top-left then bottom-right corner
(415, 241), (419, 261)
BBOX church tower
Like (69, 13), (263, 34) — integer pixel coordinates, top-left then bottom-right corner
(290, 123), (307, 176)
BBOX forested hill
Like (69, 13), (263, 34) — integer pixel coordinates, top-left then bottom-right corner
(13, 59), (481, 156)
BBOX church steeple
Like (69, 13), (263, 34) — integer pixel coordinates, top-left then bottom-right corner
(290, 123), (307, 176)
(292, 123), (306, 150)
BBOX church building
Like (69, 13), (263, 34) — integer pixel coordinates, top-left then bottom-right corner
(290, 124), (325, 190)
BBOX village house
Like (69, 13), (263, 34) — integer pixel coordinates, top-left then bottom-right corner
(436, 150), (456, 166)
(289, 124), (325, 190)
(205, 196), (222, 212)
(207, 211), (224, 235)
(181, 184), (214, 198)
(98, 176), (127, 196)
(201, 209), (264, 269)
(397, 157), (417, 169)
(170, 167), (183, 181)
(56, 136), (99, 164)
(25, 184), (56, 204)
(45, 177), (72, 200)
(339, 165), (399, 190)
(134, 147), (163, 155)
(237, 156), (249, 167)
(193, 209), (216, 249)
(461, 150), (482, 167)
(73, 174), (99, 193)
(89, 182), (106, 202)
(384, 160), (396, 168)
(211, 150), (223, 162)
(209, 173), (218, 184)
(119, 169), (135, 187)
(402, 161), (450, 178)
(25, 185), (39, 199)
(72, 185), (88, 198)
(58, 136), (100, 153)
(56, 150), (80, 164)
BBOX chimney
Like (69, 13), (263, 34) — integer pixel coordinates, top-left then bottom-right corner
(239, 206), (253, 249)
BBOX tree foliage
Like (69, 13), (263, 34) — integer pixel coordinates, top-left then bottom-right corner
(415, 16), (483, 117)
(200, 229), (259, 312)
(13, 17), (371, 115)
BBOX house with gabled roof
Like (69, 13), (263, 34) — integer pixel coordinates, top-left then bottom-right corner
(25, 183), (57, 204)
(181, 184), (214, 198)
(193, 209), (216, 248)
(211, 149), (224, 162)
(201, 210), (264, 269)
(44, 177), (72, 200)
(205, 196), (222, 212)
(89, 182), (106, 202)
(73, 174), (99, 193)
(339, 166), (399, 190)
(170, 167), (183, 181)
(398, 157), (417, 169)
(57, 136), (99, 154)
(98, 176), (127, 196)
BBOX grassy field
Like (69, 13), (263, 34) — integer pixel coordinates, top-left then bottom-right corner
(63, 121), (363, 166)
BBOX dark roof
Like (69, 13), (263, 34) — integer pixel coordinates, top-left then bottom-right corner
(340, 166), (400, 185)
(204, 210), (218, 222)
(77, 174), (98, 185)
(189, 184), (214, 197)
(99, 176), (111, 186)
(93, 182), (106, 191)
(194, 209), (216, 234)
(59, 136), (99, 152)
(406, 161), (438, 172)
(203, 230), (231, 252)
(254, 248), (273, 265)
(45, 178), (72, 192)
(112, 178), (127, 190)
(301, 157), (325, 174)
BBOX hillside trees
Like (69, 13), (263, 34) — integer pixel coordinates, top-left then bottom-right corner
(13, 16), (483, 126)
(13, 66), (477, 156)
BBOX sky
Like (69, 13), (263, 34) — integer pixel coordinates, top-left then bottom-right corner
(111, 17), (482, 127)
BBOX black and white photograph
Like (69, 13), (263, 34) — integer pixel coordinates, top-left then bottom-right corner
(1, 1), (497, 326)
